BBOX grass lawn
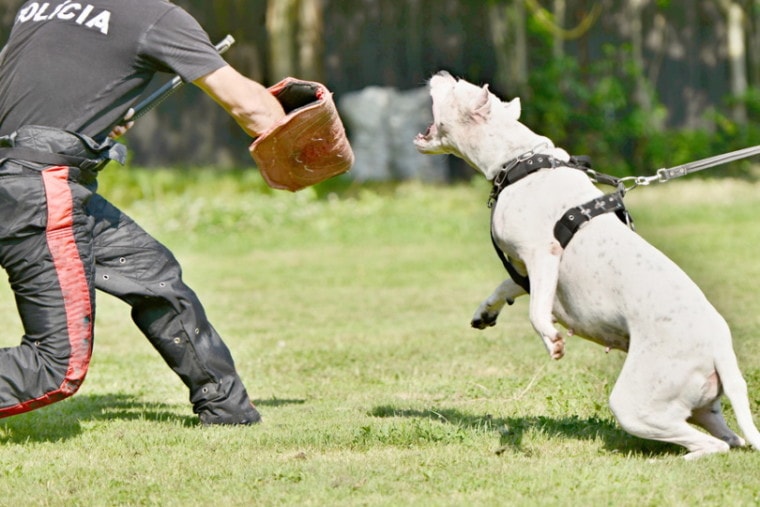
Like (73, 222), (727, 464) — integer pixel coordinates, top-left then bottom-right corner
(0, 169), (759, 506)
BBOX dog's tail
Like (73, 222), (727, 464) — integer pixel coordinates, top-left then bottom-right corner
(715, 345), (760, 451)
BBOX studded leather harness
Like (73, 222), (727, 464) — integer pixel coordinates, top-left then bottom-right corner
(488, 153), (633, 293)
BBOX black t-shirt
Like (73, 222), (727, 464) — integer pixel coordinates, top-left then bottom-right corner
(0, 0), (227, 140)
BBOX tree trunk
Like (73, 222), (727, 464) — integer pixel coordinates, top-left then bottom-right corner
(298, 0), (324, 82)
(722, 0), (748, 123)
(267, 0), (299, 81)
(627, 0), (652, 114)
(488, 0), (528, 97)
(750, 0), (760, 89)
(553, 0), (566, 60)
(514, 0), (528, 95)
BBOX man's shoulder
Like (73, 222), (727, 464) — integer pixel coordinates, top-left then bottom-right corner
(110, 0), (178, 16)
(90, 0), (182, 21)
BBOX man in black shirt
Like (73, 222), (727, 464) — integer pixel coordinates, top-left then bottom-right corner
(0, 0), (286, 425)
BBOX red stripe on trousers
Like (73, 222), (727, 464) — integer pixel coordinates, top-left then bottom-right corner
(0, 166), (93, 416)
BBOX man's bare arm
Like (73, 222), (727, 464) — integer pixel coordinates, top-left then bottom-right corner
(194, 65), (285, 138)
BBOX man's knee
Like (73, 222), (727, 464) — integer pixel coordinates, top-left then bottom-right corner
(0, 335), (93, 418)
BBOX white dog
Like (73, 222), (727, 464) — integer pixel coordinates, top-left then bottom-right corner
(414, 71), (760, 460)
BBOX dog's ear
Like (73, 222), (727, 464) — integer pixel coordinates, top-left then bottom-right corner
(504, 97), (521, 121)
(472, 85), (491, 120)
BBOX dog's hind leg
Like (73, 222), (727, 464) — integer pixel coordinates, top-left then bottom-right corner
(689, 400), (745, 448)
(683, 369), (745, 447)
(609, 359), (731, 460)
(713, 345), (760, 451)
(525, 243), (564, 359)
(471, 279), (526, 329)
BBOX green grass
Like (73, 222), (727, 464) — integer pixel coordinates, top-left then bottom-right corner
(0, 168), (759, 505)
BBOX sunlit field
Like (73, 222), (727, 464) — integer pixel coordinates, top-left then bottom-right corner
(0, 168), (759, 506)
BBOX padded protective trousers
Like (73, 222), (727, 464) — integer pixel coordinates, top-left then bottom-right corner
(0, 164), (259, 424)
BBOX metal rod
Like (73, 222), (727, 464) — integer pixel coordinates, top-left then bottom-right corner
(130, 34), (236, 121)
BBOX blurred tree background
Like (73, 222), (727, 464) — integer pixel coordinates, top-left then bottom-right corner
(1, 0), (759, 178)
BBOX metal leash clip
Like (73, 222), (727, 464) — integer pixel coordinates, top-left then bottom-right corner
(616, 174), (658, 194)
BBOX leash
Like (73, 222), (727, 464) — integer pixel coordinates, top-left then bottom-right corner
(489, 142), (760, 234)
(488, 143), (760, 292)
(615, 144), (760, 193)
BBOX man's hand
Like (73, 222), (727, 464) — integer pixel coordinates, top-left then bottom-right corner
(108, 108), (135, 139)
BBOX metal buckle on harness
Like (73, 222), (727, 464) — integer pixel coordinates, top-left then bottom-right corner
(488, 167), (512, 208)
(488, 157), (520, 208)
(488, 144), (552, 208)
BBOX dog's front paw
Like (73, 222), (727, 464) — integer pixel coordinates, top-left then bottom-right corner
(539, 330), (564, 360)
(548, 335), (565, 360)
(471, 301), (506, 329)
(471, 313), (497, 329)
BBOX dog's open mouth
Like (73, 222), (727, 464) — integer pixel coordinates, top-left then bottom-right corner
(418, 122), (434, 139)
(414, 122), (437, 151)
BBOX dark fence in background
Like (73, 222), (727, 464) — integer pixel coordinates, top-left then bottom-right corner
(0, 1), (741, 170)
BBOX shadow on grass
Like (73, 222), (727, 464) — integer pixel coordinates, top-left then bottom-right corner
(369, 405), (683, 459)
(0, 393), (306, 444)
(257, 397), (307, 408)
